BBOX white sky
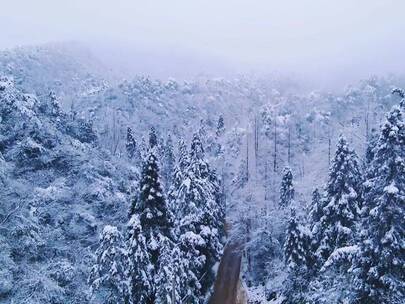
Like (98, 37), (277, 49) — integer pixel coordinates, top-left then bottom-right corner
(1, 0), (405, 87)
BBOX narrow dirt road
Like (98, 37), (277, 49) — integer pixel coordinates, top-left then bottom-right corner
(209, 240), (244, 304)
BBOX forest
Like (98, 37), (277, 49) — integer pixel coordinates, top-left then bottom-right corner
(0, 43), (403, 304)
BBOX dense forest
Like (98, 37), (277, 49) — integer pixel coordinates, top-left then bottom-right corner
(0, 44), (403, 304)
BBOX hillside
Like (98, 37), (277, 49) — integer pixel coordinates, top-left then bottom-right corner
(0, 76), (136, 303)
(0, 44), (403, 303)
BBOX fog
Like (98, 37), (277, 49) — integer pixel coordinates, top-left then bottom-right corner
(2, 0), (405, 88)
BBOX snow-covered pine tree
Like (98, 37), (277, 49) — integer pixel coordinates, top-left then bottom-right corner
(209, 166), (226, 239)
(284, 208), (310, 270)
(213, 115), (225, 157)
(127, 128), (174, 303)
(162, 134), (175, 190)
(309, 188), (323, 229)
(148, 126), (158, 150)
(364, 128), (378, 166)
(155, 237), (189, 304)
(176, 133), (224, 300)
(283, 208), (311, 303)
(126, 127), (136, 159)
(316, 135), (363, 267)
(279, 166), (294, 208)
(308, 187), (324, 269)
(216, 114), (225, 138)
(166, 137), (202, 302)
(134, 131), (172, 238)
(177, 138), (190, 172)
(125, 127), (142, 165)
(157, 136), (166, 166)
(167, 138), (189, 223)
(352, 98), (405, 304)
(127, 214), (153, 303)
(89, 225), (132, 304)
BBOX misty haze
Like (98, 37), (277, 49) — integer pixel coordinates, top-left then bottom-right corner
(0, 1), (404, 304)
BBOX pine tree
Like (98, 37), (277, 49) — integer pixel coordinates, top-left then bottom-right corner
(127, 214), (153, 303)
(89, 225), (132, 304)
(212, 115), (225, 157)
(216, 114), (225, 137)
(308, 187), (324, 269)
(162, 134), (175, 190)
(316, 135), (363, 266)
(126, 127), (136, 158)
(167, 138), (189, 222)
(175, 133), (224, 300)
(283, 208), (311, 303)
(149, 127), (158, 150)
(309, 188), (323, 229)
(126, 127), (141, 164)
(352, 99), (405, 304)
(279, 167), (295, 208)
(134, 150), (172, 240)
(232, 159), (249, 190)
(155, 238), (189, 304)
(284, 209), (310, 270)
(365, 128), (378, 166)
(127, 128), (174, 303)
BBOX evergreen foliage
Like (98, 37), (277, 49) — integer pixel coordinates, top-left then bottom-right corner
(126, 127), (141, 164)
(352, 99), (405, 304)
(316, 135), (362, 266)
(172, 133), (225, 300)
(127, 129), (174, 303)
(89, 226), (132, 304)
(279, 167), (295, 208)
(283, 209), (312, 304)
(162, 134), (175, 190)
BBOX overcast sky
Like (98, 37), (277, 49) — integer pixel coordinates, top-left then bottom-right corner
(2, 0), (405, 88)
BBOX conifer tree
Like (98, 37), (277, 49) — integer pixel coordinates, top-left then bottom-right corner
(316, 135), (362, 266)
(176, 133), (224, 300)
(149, 127), (158, 150)
(308, 187), (324, 269)
(365, 128), (378, 166)
(212, 115), (225, 157)
(126, 127), (141, 164)
(216, 114), (225, 138)
(162, 134), (175, 190)
(284, 209), (310, 270)
(134, 153), (171, 237)
(167, 138), (189, 222)
(353, 99), (405, 304)
(232, 159), (249, 190)
(283, 208), (311, 303)
(127, 128), (174, 303)
(89, 226), (132, 304)
(279, 167), (295, 208)
(309, 188), (323, 229)
(127, 215), (152, 303)
(126, 127), (136, 158)
(155, 238), (189, 304)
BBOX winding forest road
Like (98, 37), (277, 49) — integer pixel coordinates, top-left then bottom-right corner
(209, 240), (245, 304)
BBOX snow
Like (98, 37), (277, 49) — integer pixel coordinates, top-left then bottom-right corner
(103, 225), (119, 236)
(323, 245), (359, 269)
(384, 183), (399, 194)
(1, 43), (403, 304)
(247, 285), (286, 304)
